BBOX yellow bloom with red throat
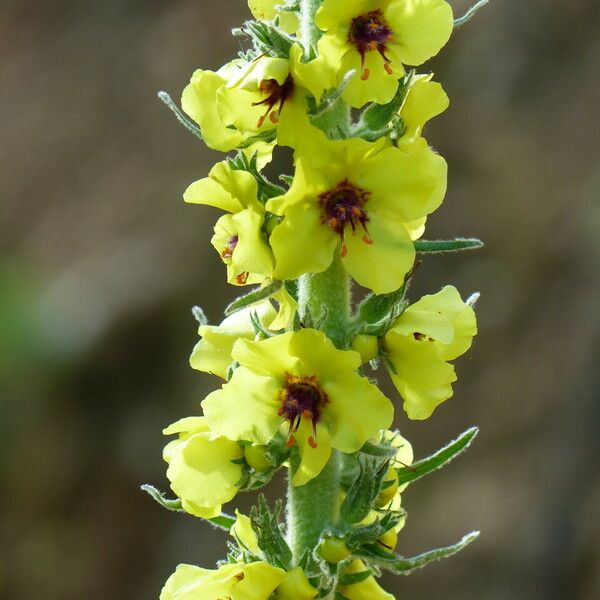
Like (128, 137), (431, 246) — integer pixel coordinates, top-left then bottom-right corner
(202, 328), (393, 486)
(267, 135), (446, 294)
(316, 0), (454, 107)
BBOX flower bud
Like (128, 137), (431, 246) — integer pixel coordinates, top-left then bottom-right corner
(244, 444), (272, 472)
(376, 466), (399, 507)
(378, 528), (398, 552)
(351, 334), (379, 364)
(275, 567), (318, 599)
(317, 537), (352, 564)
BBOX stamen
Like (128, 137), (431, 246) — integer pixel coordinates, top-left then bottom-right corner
(319, 179), (373, 256)
(235, 272), (249, 285)
(252, 75), (294, 128)
(278, 373), (328, 449)
(349, 10), (394, 77)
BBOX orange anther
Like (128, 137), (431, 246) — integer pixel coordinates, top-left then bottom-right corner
(341, 243), (348, 257)
(362, 235), (374, 245)
(269, 111), (279, 124)
(308, 436), (318, 449)
(286, 435), (296, 448)
(383, 62), (393, 75)
(361, 68), (370, 81)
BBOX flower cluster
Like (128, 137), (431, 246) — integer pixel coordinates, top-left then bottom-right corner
(148, 1), (488, 598)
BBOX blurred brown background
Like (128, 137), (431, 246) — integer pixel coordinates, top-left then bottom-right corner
(1, 0), (599, 598)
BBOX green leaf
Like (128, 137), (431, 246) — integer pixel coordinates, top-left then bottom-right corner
(238, 20), (295, 58)
(141, 485), (236, 531)
(396, 427), (479, 486)
(191, 305), (208, 326)
(228, 151), (285, 201)
(208, 514), (237, 531)
(340, 454), (389, 524)
(414, 238), (484, 254)
(250, 310), (276, 338)
(225, 281), (283, 316)
(157, 91), (202, 140)
(344, 512), (403, 549)
(357, 531), (480, 575)
(337, 569), (373, 586)
(251, 495), (293, 569)
(454, 0), (490, 29)
(359, 441), (398, 459)
(353, 71), (414, 139)
(141, 484), (183, 512)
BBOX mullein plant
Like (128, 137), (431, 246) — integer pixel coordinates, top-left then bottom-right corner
(145, 0), (491, 597)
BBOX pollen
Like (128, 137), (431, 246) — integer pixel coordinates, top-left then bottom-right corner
(348, 10), (394, 80)
(319, 179), (373, 255)
(253, 75), (294, 128)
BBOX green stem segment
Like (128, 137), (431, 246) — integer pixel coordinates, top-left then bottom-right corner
(300, 0), (323, 57)
(287, 255), (351, 562)
(287, 447), (342, 560)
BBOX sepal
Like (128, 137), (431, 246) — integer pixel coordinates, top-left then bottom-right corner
(340, 453), (390, 524)
(250, 495), (293, 569)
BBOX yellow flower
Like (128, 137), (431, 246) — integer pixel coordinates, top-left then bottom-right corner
(184, 161), (275, 286)
(189, 301), (277, 380)
(160, 561), (285, 600)
(397, 74), (449, 148)
(383, 286), (477, 419)
(337, 560), (395, 599)
(267, 136), (446, 294)
(202, 329), (393, 486)
(216, 45), (336, 151)
(162, 417), (244, 518)
(182, 61), (274, 163)
(248, 0), (300, 34)
(316, 0), (454, 107)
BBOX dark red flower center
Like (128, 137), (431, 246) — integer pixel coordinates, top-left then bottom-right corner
(278, 373), (328, 449)
(413, 332), (434, 342)
(319, 179), (373, 257)
(220, 235), (239, 260)
(219, 235), (248, 285)
(348, 10), (394, 80)
(253, 75), (295, 128)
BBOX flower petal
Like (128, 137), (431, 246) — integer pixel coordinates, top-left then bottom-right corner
(202, 367), (283, 444)
(386, 0), (454, 66)
(323, 373), (393, 453)
(342, 212), (415, 294)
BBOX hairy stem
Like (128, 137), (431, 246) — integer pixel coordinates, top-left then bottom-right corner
(287, 447), (342, 561)
(300, 0), (323, 56)
(297, 252), (351, 348)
